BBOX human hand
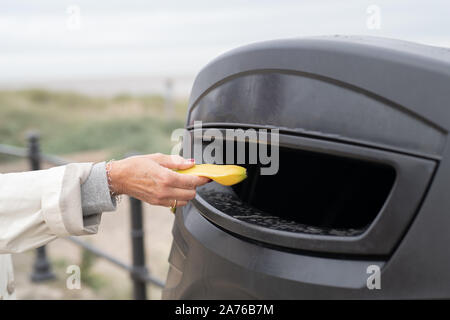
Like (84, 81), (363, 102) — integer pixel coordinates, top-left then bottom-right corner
(107, 153), (210, 208)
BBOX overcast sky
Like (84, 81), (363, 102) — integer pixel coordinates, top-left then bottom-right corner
(1, 0), (449, 84)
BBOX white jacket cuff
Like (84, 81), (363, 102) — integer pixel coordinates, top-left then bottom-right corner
(42, 162), (98, 236)
(0, 162), (104, 253)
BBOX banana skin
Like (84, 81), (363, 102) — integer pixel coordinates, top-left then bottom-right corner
(176, 164), (247, 186)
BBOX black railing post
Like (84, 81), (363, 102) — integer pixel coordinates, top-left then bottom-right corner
(129, 196), (148, 300)
(28, 132), (56, 282)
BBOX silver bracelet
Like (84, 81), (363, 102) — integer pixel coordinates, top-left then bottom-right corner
(106, 159), (122, 204)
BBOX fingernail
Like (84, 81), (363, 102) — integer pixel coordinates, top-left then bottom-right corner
(188, 158), (195, 162)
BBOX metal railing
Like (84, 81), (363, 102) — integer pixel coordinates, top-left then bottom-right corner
(0, 132), (165, 299)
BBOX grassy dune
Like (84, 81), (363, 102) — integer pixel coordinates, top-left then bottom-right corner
(0, 89), (187, 161)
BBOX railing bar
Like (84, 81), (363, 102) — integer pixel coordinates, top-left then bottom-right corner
(65, 236), (164, 288)
(40, 154), (70, 166)
(144, 274), (165, 288)
(0, 144), (28, 157)
(65, 236), (133, 272)
(0, 144), (70, 165)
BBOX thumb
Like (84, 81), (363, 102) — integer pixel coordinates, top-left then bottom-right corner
(156, 154), (195, 170)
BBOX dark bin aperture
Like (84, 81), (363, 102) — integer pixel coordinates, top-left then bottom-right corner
(164, 36), (450, 299)
(199, 145), (396, 237)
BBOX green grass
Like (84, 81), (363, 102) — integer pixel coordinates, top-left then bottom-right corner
(0, 89), (187, 161)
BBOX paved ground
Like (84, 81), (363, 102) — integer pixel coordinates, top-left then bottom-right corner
(2, 150), (175, 299)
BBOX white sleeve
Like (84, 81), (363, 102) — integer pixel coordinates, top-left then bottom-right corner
(0, 162), (104, 254)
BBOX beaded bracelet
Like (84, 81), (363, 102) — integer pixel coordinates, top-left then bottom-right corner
(106, 159), (122, 204)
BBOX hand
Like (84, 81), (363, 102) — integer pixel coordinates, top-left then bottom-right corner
(107, 153), (210, 208)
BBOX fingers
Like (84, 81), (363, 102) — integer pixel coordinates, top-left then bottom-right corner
(176, 200), (188, 207)
(117, 153), (211, 212)
(159, 198), (188, 208)
(150, 153), (212, 187)
(196, 176), (212, 186)
(123, 153), (213, 210)
(151, 153), (195, 170)
(163, 169), (210, 190)
(167, 187), (196, 201)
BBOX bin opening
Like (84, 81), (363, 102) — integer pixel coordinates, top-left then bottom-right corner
(197, 144), (396, 237)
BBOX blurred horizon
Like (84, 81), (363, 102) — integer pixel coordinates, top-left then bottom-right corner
(1, 0), (449, 97)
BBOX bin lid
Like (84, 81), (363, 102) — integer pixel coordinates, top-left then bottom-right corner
(187, 36), (450, 158)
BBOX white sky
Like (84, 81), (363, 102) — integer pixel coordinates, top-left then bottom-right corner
(0, 0), (449, 84)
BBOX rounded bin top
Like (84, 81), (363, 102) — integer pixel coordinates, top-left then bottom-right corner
(187, 36), (450, 158)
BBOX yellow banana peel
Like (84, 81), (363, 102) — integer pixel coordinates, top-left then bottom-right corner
(176, 164), (247, 186)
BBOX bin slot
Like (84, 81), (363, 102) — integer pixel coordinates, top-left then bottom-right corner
(197, 144), (396, 236)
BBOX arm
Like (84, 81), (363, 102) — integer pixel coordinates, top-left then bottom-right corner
(0, 154), (208, 254)
(0, 162), (95, 253)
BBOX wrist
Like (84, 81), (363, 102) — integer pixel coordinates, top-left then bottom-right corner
(106, 160), (126, 196)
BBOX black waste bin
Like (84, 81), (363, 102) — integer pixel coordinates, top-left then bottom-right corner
(163, 36), (450, 299)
